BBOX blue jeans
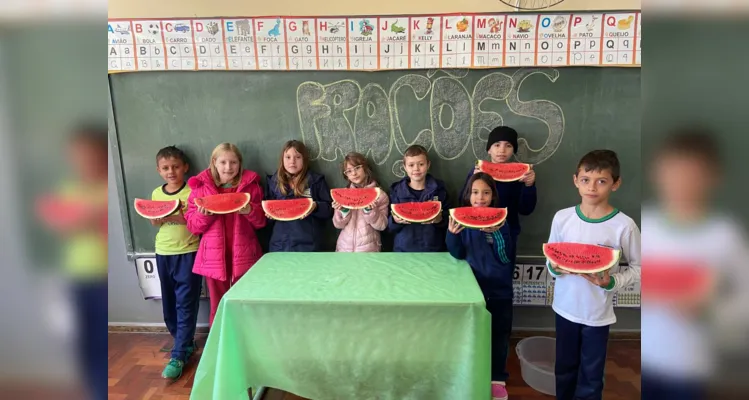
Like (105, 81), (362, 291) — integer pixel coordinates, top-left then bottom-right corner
(642, 370), (705, 400)
(72, 280), (107, 400)
(486, 297), (513, 382)
(555, 313), (610, 400)
(156, 252), (202, 361)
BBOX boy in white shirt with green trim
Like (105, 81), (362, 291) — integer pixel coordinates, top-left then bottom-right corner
(545, 150), (641, 400)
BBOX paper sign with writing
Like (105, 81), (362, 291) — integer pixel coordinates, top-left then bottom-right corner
(505, 14), (539, 67)
(255, 18), (288, 70)
(108, 11), (641, 72)
(473, 15), (506, 68)
(601, 12), (637, 65)
(224, 18), (257, 70)
(441, 15), (473, 68)
(161, 19), (196, 70)
(410, 16), (441, 69)
(348, 17), (378, 70)
(536, 14), (571, 66)
(108, 21), (137, 71)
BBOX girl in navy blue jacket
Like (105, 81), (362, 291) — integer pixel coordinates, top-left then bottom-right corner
(265, 140), (333, 251)
(447, 172), (515, 400)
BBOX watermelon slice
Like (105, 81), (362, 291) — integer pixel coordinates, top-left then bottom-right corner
(262, 198), (315, 221)
(331, 187), (381, 209)
(391, 201), (442, 223)
(641, 258), (714, 303)
(449, 206), (507, 229)
(133, 198), (180, 219)
(36, 195), (91, 229)
(478, 160), (530, 182)
(542, 242), (621, 274)
(195, 193), (250, 214)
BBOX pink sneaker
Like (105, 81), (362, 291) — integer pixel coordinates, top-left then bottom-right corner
(491, 382), (508, 400)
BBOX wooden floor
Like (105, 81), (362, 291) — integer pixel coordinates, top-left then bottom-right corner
(108, 332), (641, 399)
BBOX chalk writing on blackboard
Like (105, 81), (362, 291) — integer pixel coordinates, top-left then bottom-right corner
(296, 68), (565, 176)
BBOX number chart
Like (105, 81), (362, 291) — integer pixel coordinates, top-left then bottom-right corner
(512, 263), (640, 307)
(109, 11), (640, 73)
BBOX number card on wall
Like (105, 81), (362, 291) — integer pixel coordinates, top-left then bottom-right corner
(109, 11), (641, 73)
(135, 257), (207, 300)
(520, 264), (548, 305)
(512, 265), (523, 305)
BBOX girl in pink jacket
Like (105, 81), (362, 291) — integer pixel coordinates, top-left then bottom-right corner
(332, 152), (390, 252)
(185, 143), (266, 327)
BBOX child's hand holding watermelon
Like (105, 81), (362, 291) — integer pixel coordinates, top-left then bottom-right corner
(448, 216), (465, 234)
(518, 166), (536, 187)
(238, 203), (251, 214)
(393, 214), (411, 224)
(196, 205), (214, 216)
(549, 261), (571, 275)
(580, 269), (611, 287)
(479, 219), (505, 233)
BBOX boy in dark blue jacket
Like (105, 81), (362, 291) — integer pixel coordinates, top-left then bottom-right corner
(265, 140), (333, 252)
(448, 172), (515, 400)
(460, 126), (537, 255)
(388, 145), (449, 252)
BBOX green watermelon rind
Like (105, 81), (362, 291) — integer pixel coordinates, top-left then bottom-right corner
(134, 198), (180, 219)
(478, 160), (530, 182)
(542, 242), (621, 274)
(330, 187), (381, 209)
(449, 207), (507, 229)
(391, 201), (442, 223)
(262, 198), (314, 221)
(195, 193), (251, 214)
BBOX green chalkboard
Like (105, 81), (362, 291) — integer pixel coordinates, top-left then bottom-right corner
(641, 21), (748, 223)
(110, 67), (640, 257)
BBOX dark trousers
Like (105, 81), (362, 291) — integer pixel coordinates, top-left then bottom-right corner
(72, 280), (108, 400)
(555, 313), (610, 400)
(156, 252), (202, 361)
(486, 297), (513, 382)
(642, 370), (705, 400)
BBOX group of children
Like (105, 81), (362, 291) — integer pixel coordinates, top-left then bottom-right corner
(149, 126), (641, 400)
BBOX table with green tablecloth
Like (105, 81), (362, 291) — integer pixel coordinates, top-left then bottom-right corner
(190, 252), (491, 400)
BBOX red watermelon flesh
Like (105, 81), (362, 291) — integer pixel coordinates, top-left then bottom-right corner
(543, 242), (621, 274)
(262, 198), (314, 221)
(36, 196), (91, 229)
(641, 258), (714, 303)
(391, 201), (441, 223)
(195, 193), (250, 214)
(478, 160), (530, 182)
(133, 198), (180, 219)
(449, 207), (507, 229)
(331, 187), (381, 209)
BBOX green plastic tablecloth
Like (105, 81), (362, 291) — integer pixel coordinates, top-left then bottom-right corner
(190, 252), (491, 400)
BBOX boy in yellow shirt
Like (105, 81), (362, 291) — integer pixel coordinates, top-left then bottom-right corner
(151, 146), (202, 380)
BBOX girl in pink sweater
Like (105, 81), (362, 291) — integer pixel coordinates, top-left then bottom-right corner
(332, 152), (389, 252)
(185, 143), (266, 327)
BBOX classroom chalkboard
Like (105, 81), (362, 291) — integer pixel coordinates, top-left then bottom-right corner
(110, 67), (641, 257)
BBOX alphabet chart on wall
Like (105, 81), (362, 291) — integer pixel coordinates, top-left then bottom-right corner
(108, 11), (640, 72)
